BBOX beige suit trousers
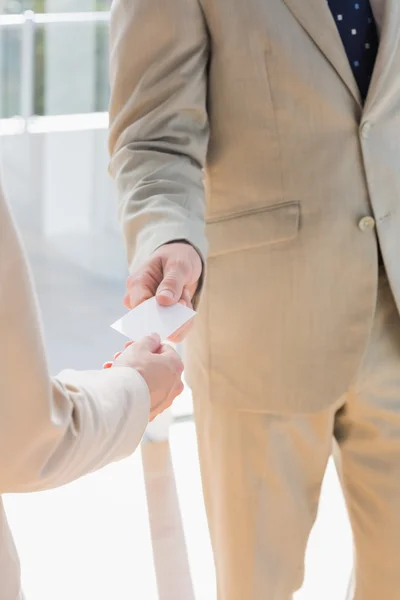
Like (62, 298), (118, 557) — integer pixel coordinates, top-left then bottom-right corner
(193, 269), (400, 600)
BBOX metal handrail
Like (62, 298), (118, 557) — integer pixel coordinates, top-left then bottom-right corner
(0, 11), (110, 26)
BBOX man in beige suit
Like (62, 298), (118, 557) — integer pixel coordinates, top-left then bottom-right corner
(108, 0), (400, 597)
(0, 180), (184, 599)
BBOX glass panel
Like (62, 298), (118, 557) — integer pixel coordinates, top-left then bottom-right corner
(0, 25), (22, 118)
(33, 19), (109, 116)
(94, 20), (109, 112)
(0, 7), (110, 117)
(1, 1), (44, 13)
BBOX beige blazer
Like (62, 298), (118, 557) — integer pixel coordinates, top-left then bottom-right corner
(109, 0), (400, 413)
(0, 181), (150, 599)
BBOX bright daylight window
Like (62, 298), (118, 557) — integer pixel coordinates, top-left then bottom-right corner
(0, 0), (111, 118)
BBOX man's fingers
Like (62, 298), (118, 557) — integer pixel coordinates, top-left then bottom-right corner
(168, 319), (194, 344)
(156, 262), (189, 306)
(126, 249), (198, 311)
(126, 271), (156, 310)
(127, 284), (153, 310)
(123, 291), (131, 310)
(180, 287), (193, 309)
(165, 288), (194, 342)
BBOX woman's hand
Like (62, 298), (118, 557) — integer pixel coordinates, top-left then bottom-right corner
(104, 335), (184, 421)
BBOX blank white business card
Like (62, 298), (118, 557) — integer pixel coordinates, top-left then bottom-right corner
(111, 296), (196, 341)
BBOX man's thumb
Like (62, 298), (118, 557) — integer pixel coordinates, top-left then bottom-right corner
(135, 333), (161, 353)
(156, 264), (187, 306)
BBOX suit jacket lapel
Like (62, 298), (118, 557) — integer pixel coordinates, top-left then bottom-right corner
(365, 0), (400, 112)
(281, 0), (362, 105)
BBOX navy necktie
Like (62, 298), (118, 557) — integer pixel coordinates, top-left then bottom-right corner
(327, 0), (379, 102)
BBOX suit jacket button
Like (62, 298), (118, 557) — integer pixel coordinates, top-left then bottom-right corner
(358, 216), (376, 231)
(361, 121), (372, 139)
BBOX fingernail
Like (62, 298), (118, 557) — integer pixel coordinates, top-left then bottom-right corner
(158, 289), (174, 299)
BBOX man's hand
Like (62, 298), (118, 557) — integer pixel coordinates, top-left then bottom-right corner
(124, 243), (202, 342)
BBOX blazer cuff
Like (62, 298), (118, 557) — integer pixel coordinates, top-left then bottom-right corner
(111, 368), (150, 456)
(57, 367), (150, 462)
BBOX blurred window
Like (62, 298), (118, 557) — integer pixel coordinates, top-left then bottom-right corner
(0, 0), (111, 118)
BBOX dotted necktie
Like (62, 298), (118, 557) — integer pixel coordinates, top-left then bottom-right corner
(327, 0), (379, 102)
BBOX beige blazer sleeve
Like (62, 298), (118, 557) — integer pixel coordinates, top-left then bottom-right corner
(108, 0), (210, 273)
(0, 182), (150, 494)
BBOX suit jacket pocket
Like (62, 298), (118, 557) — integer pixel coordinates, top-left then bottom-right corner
(207, 201), (300, 258)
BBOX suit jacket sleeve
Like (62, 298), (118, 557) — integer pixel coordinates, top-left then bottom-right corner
(108, 0), (210, 274)
(0, 183), (150, 494)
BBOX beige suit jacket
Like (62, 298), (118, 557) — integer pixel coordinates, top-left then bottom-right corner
(0, 181), (150, 599)
(109, 0), (400, 413)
